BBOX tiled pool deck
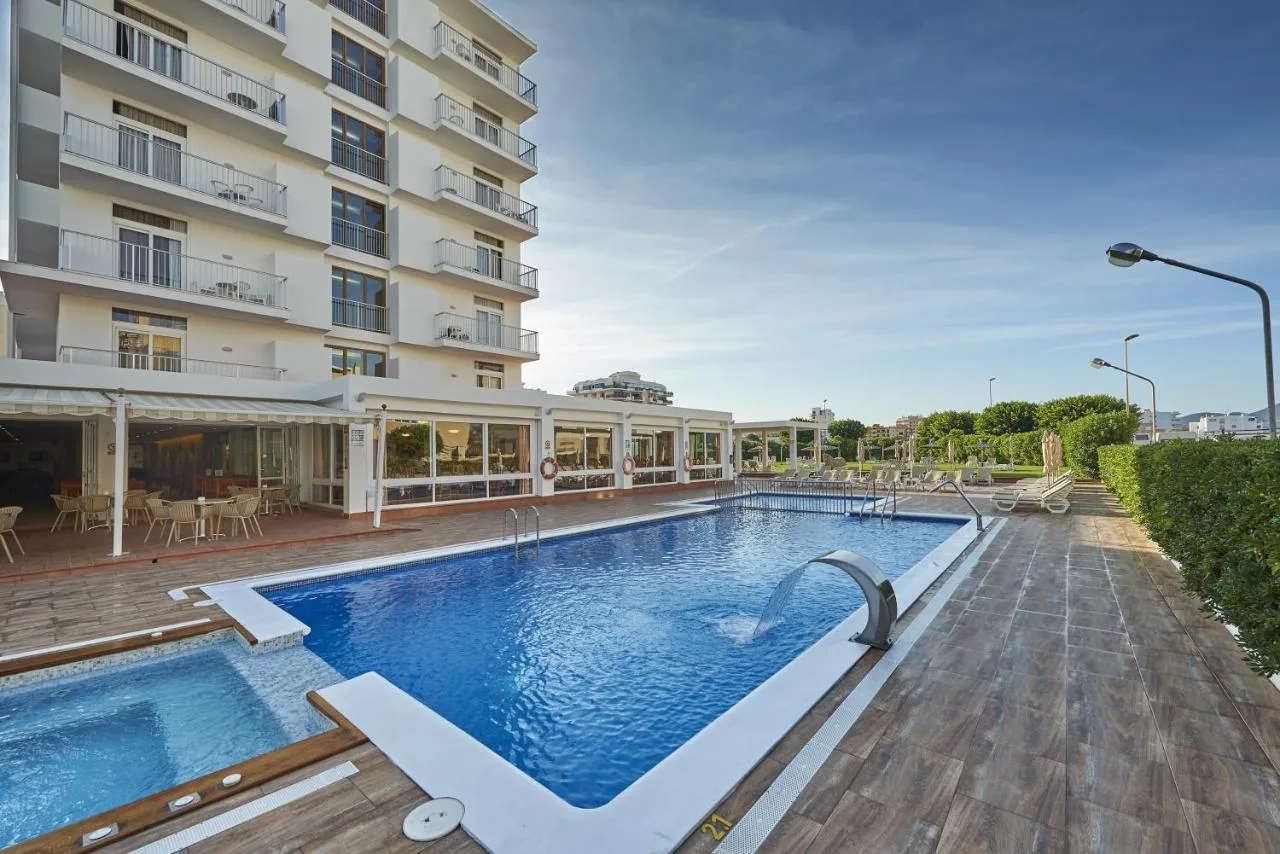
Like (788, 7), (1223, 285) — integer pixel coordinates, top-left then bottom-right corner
(4, 486), (1279, 853)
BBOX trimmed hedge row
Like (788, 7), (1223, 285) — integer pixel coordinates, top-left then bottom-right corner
(1061, 411), (1140, 477)
(1098, 439), (1280, 675)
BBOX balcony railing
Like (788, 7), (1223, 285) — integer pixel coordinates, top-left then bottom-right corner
(60, 230), (288, 308)
(331, 57), (386, 108)
(216, 0), (286, 32)
(435, 239), (537, 291)
(434, 95), (536, 168)
(63, 114), (287, 216)
(332, 297), (388, 333)
(332, 217), (388, 258)
(434, 312), (538, 356)
(60, 346), (286, 380)
(434, 21), (536, 106)
(63, 0), (286, 124)
(331, 136), (387, 183)
(328, 0), (385, 35)
(436, 166), (536, 229)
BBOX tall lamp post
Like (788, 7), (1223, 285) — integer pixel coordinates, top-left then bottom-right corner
(1091, 358), (1157, 438)
(1106, 242), (1275, 439)
(988, 377), (996, 407)
(1123, 333), (1140, 409)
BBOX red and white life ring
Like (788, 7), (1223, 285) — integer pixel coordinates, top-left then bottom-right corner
(682, 455), (693, 472)
(539, 457), (558, 480)
(622, 454), (636, 475)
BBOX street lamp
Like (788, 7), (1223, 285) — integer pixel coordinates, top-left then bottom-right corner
(1106, 242), (1275, 439)
(988, 377), (996, 407)
(1091, 357), (1157, 438)
(1123, 333), (1140, 409)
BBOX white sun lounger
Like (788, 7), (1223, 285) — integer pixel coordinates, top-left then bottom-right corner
(991, 478), (1073, 514)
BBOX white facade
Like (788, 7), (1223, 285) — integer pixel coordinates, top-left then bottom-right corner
(1187, 412), (1269, 439)
(0, 0), (732, 515)
(571, 370), (672, 406)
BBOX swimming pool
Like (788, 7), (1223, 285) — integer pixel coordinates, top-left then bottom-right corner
(265, 506), (963, 808)
(0, 639), (341, 848)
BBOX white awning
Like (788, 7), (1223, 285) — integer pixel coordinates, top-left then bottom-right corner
(0, 386), (111, 416)
(125, 394), (371, 424)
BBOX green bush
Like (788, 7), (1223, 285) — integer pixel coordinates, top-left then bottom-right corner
(1007, 430), (1044, 467)
(1097, 438), (1280, 676)
(1060, 411), (1139, 477)
(1097, 444), (1140, 519)
(1036, 394), (1129, 431)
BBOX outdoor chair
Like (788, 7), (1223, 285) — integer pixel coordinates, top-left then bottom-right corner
(144, 498), (172, 544)
(167, 501), (201, 546)
(80, 494), (112, 532)
(222, 494), (263, 539)
(123, 490), (149, 525)
(991, 478), (1074, 514)
(0, 506), (24, 563)
(283, 484), (302, 515)
(50, 494), (81, 532)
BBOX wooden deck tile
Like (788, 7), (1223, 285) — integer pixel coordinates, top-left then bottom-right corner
(850, 739), (964, 827)
(806, 792), (939, 854)
(1066, 742), (1186, 831)
(1066, 799), (1194, 854)
(956, 739), (1066, 829)
(935, 795), (1064, 854)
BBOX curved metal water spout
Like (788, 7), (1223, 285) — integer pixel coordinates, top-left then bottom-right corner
(805, 549), (898, 649)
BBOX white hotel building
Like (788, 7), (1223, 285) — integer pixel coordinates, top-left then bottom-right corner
(0, 0), (730, 520)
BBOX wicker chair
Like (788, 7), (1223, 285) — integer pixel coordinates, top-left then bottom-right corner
(0, 506), (24, 562)
(144, 498), (173, 544)
(80, 494), (112, 532)
(123, 489), (149, 525)
(50, 494), (82, 533)
(222, 494), (263, 539)
(166, 501), (201, 545)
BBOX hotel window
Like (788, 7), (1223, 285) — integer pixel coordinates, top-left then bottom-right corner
(689, 431), (723, 481)
(474, 232), (504, 281)
(112, 206), (186, 289)
(113, 102), (184, 184)
(327, 344), (386, 377)
(331, 267), (386, 332)
(472, 167), (504, 211)
(380, 420), (532, 505)
(475, 360), (504, 390)
(331, 188), (387, 257)
(470, 39), (503, 81)
(471, 102), (504, 146)
(554, 425), (615, 490)
(331, 31), (386, 107)
(113, 1), (185, 80)
(473, 296), (504, 348)
(331, 110), (386, 182)
(111, 308), (186, 372)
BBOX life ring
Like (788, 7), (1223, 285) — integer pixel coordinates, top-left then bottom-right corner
(682, 455), (692, 472)
(622, 454), (636, 475)
(539, 457), (558, 480)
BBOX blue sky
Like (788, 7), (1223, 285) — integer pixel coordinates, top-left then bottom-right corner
(492, 0), (1280, 422)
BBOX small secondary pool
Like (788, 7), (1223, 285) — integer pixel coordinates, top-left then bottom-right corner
(267, 506), (963, 808)
(0, 640), (340, 848)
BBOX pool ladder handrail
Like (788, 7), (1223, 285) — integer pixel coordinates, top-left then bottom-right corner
(524, 506), (540, 554)
(502, 507), (520, 558)
(928, 478), (984, 532)
(879, 481), (898, 523)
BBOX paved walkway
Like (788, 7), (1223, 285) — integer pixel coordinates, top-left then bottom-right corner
(8, 485), (1280, 852)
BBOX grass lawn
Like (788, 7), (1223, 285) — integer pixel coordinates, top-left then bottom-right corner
(764, 461), (1045, 479)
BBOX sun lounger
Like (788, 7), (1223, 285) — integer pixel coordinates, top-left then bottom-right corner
(991, 478), (1073, 514)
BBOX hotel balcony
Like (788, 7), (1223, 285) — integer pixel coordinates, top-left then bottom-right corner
(431, 21), (536, 121)
(433, 166), (536, 239)
(331, 57), (387, 109)
(331, 297), (388, 333)
(59, 230), (289, 313)
(433, 94), (537, 180)
(329, 0), (386, 36)
(143, 0), (287, 58)
(332, 218), (389, 259)
(331, 137), (387, 184)
(59, 346), (286, 380)
(433, 312), (539, 361)
(433, 239), (537, 300)
(62, 0), (287, 144)
(61, 114), (288, 230)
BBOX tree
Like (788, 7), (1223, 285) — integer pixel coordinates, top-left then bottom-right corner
(1036, 394), (1128, 431)
(975, 401), (1037, 435)
(918, 410), (977, 440)
(1061, 410), (1140, 477)
(827, 419), (866, 460)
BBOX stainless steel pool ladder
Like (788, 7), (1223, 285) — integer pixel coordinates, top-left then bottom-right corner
(503, 507), (520, 558)
(928, 478), (984, 532)
(878, 482), (898, 523)
(524, 506), (540, 553)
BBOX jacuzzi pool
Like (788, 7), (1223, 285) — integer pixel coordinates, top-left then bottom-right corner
(0, 638), (341, 848)
(265, 507), (964, 808)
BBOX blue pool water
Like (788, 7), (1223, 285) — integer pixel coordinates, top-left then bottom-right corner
(0, 641), (340, 848)
(267, 507), (963, 808)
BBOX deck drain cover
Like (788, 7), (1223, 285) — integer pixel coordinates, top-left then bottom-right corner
(403, 797), (464, 841)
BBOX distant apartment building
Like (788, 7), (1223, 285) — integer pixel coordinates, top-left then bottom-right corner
(865, 423), (897, 440)
(571, 371), (672, 406)
(895, 415), (922, 436)
(1188, 412), (1269, 439)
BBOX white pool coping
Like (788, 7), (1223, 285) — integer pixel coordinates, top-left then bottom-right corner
(202, 504), (981, 853)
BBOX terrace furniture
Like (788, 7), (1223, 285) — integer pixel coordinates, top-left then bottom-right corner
(50, 494), (82, 532)
(0, 506), (24, 563)
(80, 494), (112, 532)
(144, 499), (173, 544)
(221, 494), (263, 539)
(282, 484), (302, 515)
(123, 490), (150, 525)
(167, 501), (202, 545)
(991, 478), (1074, 514)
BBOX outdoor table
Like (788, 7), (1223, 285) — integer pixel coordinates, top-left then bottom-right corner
(192, 497), (233, 541)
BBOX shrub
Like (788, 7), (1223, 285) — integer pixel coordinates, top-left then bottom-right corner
(975, 401), (1038, 435)
(1007, 430), (1044, 467)
(1097, 438), (1280, 676)
(1036, 394), (1129, 431)
(1060, 411), (1139, 477)
(1097, 444), (1140, 519)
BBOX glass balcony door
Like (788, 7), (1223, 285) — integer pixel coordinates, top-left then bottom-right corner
(117, 124), (182, 184)
(117, 227), (182, 288)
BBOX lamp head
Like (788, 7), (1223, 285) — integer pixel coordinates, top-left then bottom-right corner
(1089, 357), (1110, 370)
(988, 376), (996, 382)
(1106, 242), (1156, 268)
(1124, 333), (1140, 342)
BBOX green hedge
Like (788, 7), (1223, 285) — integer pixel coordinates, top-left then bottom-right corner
(1098, 438), (1280, 675)
(1061, 411), (1139, 477)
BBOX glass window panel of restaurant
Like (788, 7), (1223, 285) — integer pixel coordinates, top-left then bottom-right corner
(556, 425), (615, 490)
(690, 431), (722, 481)
(385, 420), (431, 478)
(435, 421), (484, 477)
(311, 424), (348, 505)
(631, 428), (676, 486)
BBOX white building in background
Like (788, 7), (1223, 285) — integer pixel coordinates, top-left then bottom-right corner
(0, 0), (730, 520)
(571, 371), (672, 406)
(1187, 412), (1269, 439)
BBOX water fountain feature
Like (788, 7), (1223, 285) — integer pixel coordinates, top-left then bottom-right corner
(749, 549), (899, 649)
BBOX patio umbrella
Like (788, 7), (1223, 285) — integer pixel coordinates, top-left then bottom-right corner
(906, 435), (917, 466)
(1042, 431), (1063, 473)
(856, 438), (866, 472)
(946, 438), (956, 464)
(1007, 434), (1015, 465)
(1050, 432), (1064, 472)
